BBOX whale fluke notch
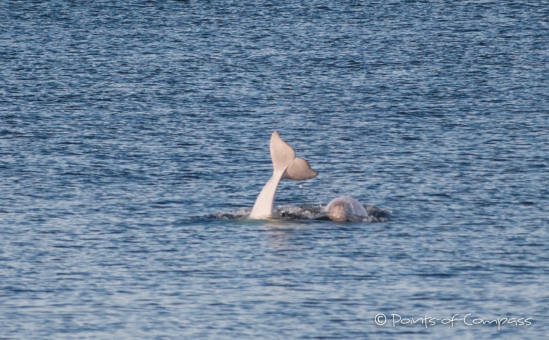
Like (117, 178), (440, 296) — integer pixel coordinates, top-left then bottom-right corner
(249, 131), (318, 219)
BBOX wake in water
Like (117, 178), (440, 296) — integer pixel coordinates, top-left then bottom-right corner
(211, 204), (390, 222)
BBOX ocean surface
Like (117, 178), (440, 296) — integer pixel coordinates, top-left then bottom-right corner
(1, 1), (548, 339)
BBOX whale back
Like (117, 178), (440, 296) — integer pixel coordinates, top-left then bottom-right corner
(325, 196), (368, 221)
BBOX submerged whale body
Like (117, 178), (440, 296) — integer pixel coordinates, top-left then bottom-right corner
(325, 196), (368, 222)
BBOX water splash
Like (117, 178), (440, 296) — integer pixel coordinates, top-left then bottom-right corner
(211, 204), (390, 222)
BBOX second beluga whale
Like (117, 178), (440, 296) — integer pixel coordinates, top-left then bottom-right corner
(324, 196), (369, 222)
(249, 131), (378, 222)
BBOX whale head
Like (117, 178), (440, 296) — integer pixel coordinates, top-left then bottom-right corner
(325, 196), (368, 222)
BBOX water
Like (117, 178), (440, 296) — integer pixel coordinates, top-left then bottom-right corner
(1, 0), (548, 338)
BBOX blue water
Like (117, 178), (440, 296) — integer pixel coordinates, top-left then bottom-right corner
(1, 1), (548, 339)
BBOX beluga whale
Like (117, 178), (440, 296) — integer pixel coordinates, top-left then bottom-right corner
(249, 131), (318, 219)
(325, 196), (369, 222)
(244, 131), (388, 222)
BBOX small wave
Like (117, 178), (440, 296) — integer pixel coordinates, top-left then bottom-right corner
(209, 205), (390, 222)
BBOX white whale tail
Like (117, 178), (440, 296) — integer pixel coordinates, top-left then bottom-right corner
(249, 131), (318, 219)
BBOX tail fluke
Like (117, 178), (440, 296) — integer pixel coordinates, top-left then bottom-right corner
(270, 131), (318, 180)
(249, 131), (318, 219)
(270, 131), (295, 172)
(283, 158), (318, 180)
